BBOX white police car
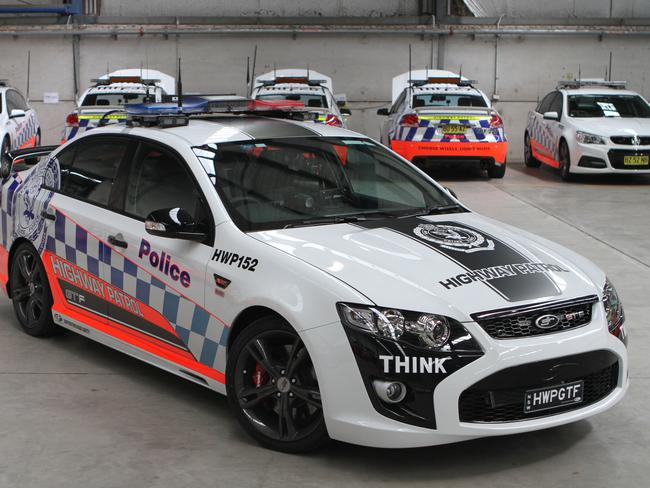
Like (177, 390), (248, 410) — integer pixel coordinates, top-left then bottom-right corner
(378, 69), (507, 178)
(62, 69), (175, 142)
(251, 69), (350, 128)
(525, 79), (650, 180)
(1, 81), (40, 157)
(0, 97), (628, 452)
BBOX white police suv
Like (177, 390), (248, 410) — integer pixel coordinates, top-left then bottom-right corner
(0, 97), (628, 452)
(1, 80), (40, 157)
(525, 79), (650, 180)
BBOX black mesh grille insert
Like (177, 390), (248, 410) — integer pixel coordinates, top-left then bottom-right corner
(472, 296), (597, 339)
(610, 136), (650, 145)
(459, 354), (619, 423)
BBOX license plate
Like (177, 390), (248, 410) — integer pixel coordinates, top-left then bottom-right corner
(524, 380), (584, 414)
(441, 124), (467, 134)
(623, 155), (649, 166)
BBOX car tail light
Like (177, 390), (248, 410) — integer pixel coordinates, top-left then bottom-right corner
(66, 113), (79, 127)
(325, 114), (343, 127)
(399, 114), (419, 127)
(489, 114), (503, 128)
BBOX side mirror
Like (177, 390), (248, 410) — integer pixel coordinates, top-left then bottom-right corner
(144, 208), (206, 242)
(543, 111), (559, 121)
(9, 109), (26, 119)
(0, 151), (12, 179)
(340, 108), (352, 116)
(444, 186), (458, 199)
(334, 93), (347, 107)
(377, 108), (389, 116)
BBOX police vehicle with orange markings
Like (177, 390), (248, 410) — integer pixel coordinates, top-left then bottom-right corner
(378, 69), (508, 178)
(0, 95), (627, 452)
(525, 79), (650, 180)
(251, 69), (350, 128)
(62, 69), (175, 142)
(1, 81), (41, 157)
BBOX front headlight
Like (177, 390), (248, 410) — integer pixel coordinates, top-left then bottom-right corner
(337, 303), (477, 351)
(603, 278), (625, 336)
(576, 131), (606, 144)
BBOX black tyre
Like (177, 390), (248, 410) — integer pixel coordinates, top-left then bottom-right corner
(226, 316), (329, 453)
(35, 129), (41, 146)
(488, 163), (506, 179)
(559, 141), (574, 181)
(1, 137), (10, 159)
(524, 132), (541, 167)
(9, 242), (57, 337)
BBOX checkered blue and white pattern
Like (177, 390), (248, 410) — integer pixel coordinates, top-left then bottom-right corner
(13, 112), (39, 149)
(0, 174), (22, 250)
(527, 114), (559, 161)
(392, 117), (505, 143)
(46, 209), (230, 373)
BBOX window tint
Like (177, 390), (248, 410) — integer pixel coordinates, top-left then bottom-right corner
(124, 142), (204, 222)
(53, 147), (76, 189)
(412, 94), (487, 108)
(61, 139), (127, 206)
(390, 90), (406, 114)
(567, 94), (650, 118)
(7, 90), (28, 111)
(537, 92), (555, 114)
(548, 92), (563, 117)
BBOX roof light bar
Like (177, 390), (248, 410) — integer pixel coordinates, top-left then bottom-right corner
(91, 76), (162, 87)
(557, 79), (627, 90)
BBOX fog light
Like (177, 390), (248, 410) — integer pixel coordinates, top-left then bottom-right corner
(373, 380), (407, 403)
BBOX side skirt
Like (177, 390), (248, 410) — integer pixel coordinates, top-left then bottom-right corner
(52, 310), (227, 395)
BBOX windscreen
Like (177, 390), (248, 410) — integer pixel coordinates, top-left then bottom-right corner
(193, 137), (458, 232)
(568, 95), (650, 118)
(412, 94), (487, 108)
(257, 93), (329, 109)
(81, 93), (148, 107)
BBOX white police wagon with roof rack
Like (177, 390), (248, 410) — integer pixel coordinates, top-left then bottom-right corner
(0, 94), (628, 453)
(378, 69), (508, 178)
(1, 80), (40, 157)
(61, 68), (175, 143)
(525, 79), (650, 180)
(251, 68), (350, 128)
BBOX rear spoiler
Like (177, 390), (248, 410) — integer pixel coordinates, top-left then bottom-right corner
(1, 145), (58, 179)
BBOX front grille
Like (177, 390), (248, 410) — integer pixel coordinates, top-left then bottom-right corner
(610, 136), (650, 145)
(459, 353), (619, 423)
(608, 149), (650, 169)
(472, 295), (598, 339)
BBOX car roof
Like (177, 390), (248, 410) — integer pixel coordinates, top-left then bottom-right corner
(87, 83), (157, 94)
(73, 116), (366, 147)
(560, 87), (642, 97)
(411, 85), (482, 96)
(255, 84), (327, 95)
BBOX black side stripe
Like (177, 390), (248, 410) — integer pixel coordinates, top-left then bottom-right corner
(352, 218), (562, 302)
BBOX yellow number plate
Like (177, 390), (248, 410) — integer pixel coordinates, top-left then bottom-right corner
(441, 124), (467, 134)
(623, 155), (649, 166)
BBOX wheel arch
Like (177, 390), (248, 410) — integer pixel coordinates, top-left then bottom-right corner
(228, 305), (292, 350)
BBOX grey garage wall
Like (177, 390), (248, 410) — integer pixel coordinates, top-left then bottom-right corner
(1, 32), (649, 160)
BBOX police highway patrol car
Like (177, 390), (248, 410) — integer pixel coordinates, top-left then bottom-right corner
(525, 79), (650, 180)
(251, 68), (350, 128)
(378, 69), (508, 178)
(62, 68), (175, 143)
(1, 80), (40, 157)
(0, 97), (627, 452)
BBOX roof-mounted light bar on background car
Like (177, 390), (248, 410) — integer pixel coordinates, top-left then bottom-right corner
(409, 77), (476, 87)
(122, 95), (312, 128)
(261, 76), (327, 87)
(557, 79), (627, 90)
(90, 76), (162, 87)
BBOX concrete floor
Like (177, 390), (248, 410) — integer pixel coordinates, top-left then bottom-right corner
(0, 162), (648, 488)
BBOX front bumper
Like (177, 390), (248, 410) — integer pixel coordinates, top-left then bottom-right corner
(391, 140), (508, 165)
(303, 303), (628, 448)
(571, 142), (650, 174)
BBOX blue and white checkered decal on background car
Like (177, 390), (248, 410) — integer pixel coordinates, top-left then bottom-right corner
(391, 117), (505, 143)
(527, 114), (559, 161)
(45, 209), (230, 373)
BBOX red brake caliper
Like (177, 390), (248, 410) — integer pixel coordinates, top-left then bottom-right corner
(252, 362), (269, 388)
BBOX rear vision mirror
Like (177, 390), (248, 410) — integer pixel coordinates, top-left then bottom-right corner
(340, 108), (352, 116)
(543, 111), (559, 121)
(377, 108), (389, 116)
(144, 207), (207, 242)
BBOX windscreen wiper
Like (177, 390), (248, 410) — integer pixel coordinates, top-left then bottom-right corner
(283, 215), (372, 229)
(397, 204), (465, 219)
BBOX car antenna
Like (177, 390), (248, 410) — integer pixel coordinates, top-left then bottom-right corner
(408, 44), (412, 102)
(177, 57), (183, 111)
(26, 50), (31, 102)
(246, 55), (250, 91)
(608, 51), (613, 81)
(578, 64), (581, 83)
(249, 44), (258, 97)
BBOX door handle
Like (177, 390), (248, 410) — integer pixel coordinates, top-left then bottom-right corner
(108, 233), (128, 249)
(41, 208), (56, 221)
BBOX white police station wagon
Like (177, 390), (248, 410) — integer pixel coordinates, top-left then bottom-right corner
(0, 97), (628, 452)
